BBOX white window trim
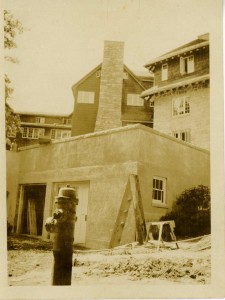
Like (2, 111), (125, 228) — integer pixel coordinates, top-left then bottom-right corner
(36, 117), (45, 124)
(172, 96), (190, 117)
(127, 94), (144, 106)
(161, 63), (168, 81)
(180, 55), (195, 75)
(62, 118), (71, 125)
(172, 129), (191, 143)
(51, 129), (71, 140)
(152, 176), (167, 207)
(77, 91), (95, 104)
(22, 127), (45, 139)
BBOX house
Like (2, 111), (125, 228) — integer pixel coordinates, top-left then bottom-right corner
(71, 41), (154, 137)
(7, 124), (209, 249)
(141, 33), (210, 150)
(6, 39), (210, 249)
(8, 111), (73, 148)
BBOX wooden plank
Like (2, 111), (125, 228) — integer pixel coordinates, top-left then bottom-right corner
(129, 174), (147, 245)
(16, 186), (24, 233)
(28, 199), (37, 235)
(109, 178), (132, 248)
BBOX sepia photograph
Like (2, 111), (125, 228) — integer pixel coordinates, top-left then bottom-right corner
(1, 0), (224, 298)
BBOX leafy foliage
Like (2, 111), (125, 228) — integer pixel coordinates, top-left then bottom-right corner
(160, 185), (210, 238)
(4, 10), (23, 50)
(4, 10), (24, 142)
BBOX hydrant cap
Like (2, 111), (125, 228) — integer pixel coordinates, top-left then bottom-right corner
(56, 187), (76, 200)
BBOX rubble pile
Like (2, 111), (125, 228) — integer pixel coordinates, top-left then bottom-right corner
(97, 256), (210, 283)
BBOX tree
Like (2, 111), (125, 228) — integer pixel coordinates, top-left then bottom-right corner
(160, 185), (211, 238)
(4, 10), (24, 146)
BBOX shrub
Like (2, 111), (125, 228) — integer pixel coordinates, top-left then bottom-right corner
(160, 185), (210, 238)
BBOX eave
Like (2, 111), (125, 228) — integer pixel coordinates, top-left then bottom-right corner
(20, 122), (72, 129)
(144, 41), (209, 69)
(140, 74), (210, 99)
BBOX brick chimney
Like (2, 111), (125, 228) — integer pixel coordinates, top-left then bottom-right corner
(94, 41), (124, 132)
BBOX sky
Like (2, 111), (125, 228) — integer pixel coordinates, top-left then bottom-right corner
(3, 0), (214, 115)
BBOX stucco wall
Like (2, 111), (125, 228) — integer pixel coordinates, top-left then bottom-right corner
(8, 125), (210, 249)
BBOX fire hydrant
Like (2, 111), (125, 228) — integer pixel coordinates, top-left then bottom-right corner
(45, 185), (78, 285)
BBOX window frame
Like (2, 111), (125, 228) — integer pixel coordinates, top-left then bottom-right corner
(172, 96), (190, 117)
(172, 129), (191, 142)
(180, 55), (195, 75)
(127, 93), (144, 107)
(161, 63), (168, 81)
(77, 91), (95, 104)
(50, 129), (71, 140)
(152, 176), (167, 207)
(22, 127), (45, 139)
(36, 117), (45, 124)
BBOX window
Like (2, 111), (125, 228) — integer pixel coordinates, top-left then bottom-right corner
(127, 94), (144, 106)
(180, 55), (194, 74)
(172, 130), (190, 142)
(51, 129), (71, 140)
(36, 117), (45, 124)
(22, 127), (45, 139)
(152, 177), (166, 205)
(77, 91), (95, 104)
(62, 118), (71, 125)
(172, 96), (190, 116)
(161, 64), (168, 81)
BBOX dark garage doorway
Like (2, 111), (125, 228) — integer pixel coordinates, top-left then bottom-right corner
(20, 185), (46, 236)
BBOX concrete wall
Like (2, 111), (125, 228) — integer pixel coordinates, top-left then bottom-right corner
(7, 124), (210, 249)
(153, 86), (210, 150)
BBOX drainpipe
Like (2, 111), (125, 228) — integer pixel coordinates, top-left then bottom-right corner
(45, 185), (78, 285)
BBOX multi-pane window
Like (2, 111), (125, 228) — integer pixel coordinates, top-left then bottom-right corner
(161, 64), (168, 81)
(172, 96), (190, 116)
(152, 177), (166, 205)
(172, 130), (190, 142)
(22, 127), (45, 139)
(127, 94), (144, 106)
(180, 55), (194, 74)
(77, 91), (95, 104)
(51, 129), (71, 140)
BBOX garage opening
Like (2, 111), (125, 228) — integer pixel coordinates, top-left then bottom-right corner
(20, 185), (46, 236)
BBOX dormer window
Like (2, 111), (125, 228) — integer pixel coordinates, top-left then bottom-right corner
(180, 55), (194, 74)
(161, 64), (168, 81)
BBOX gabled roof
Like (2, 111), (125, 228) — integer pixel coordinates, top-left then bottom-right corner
(144, 33), (209, 68)
(72, 63), (148, 91)
(72, 63), (102, 89)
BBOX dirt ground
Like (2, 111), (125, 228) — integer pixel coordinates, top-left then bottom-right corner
(7, 234), (211, 286)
